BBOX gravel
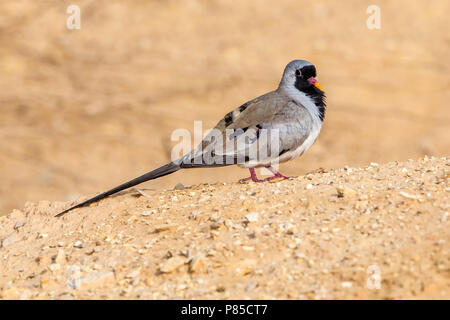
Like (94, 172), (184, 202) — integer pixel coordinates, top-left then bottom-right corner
(0, 157), (448, 299)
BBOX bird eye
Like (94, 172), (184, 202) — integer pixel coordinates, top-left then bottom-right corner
(295, 69), (301, 77)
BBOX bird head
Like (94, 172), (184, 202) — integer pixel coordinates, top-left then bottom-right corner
(279, 60), (323, 93)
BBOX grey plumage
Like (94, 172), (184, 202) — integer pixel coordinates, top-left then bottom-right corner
(56, 59), (325, 217)
(181, 91), (315, 168)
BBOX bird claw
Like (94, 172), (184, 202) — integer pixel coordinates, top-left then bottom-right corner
(239, 177), (264, 183)
(263, 174), (292, 182)
(264, 176), (286, 182)
(239, 168), (295, 183)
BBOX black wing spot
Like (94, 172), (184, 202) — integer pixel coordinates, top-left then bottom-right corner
(224, 112), (233, 127)
(228, 127), (249, 140)
(248, 125), (262, 143)
(238, 103), (249, 113)
(256, 124), (262, 139)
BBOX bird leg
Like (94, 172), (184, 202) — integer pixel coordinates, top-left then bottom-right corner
(239, 168), (264, 183)
(264, 166), (290, 181)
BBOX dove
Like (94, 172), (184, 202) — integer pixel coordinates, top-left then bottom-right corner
(56, 59), (325, 217)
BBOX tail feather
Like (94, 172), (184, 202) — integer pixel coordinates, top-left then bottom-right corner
(55, 162), (180, 217)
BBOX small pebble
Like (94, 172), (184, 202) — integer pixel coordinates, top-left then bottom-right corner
(336, 186), (357, 197)
(154, 224), (178, 233)
(174, 183), (185, 190)
(1, 232), (18, 248)
(245, 212), (259, 222)
(73, 241), (83, 248)
(141, 210), (155, 216)
(14, 221), (25, 230)
(159, 257), (187, 273)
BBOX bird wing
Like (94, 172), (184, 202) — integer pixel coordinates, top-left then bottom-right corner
(180, 90), (313, 168)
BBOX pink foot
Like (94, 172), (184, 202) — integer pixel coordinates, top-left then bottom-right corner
(263, 175), (288, 181)
(265, 166), (291, 181)
(239, 168), (264, 183)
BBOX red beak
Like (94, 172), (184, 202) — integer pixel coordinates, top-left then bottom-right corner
(307, 77), (323, 91)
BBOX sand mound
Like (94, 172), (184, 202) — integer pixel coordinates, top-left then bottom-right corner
(0, 156), (449, 299)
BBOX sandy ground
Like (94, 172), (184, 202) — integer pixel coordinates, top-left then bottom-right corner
(0, 156), (449, 299)
(0, 0), (449, 300)
(0, 0), (449, 215)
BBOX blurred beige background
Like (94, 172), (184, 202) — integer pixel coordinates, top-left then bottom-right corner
(0, 0), (449, 215)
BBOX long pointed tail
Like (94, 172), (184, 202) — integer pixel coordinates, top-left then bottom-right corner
(55, 162), (180, 217)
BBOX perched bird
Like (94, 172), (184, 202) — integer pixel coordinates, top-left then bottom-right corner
(56, 59), (325, 217)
